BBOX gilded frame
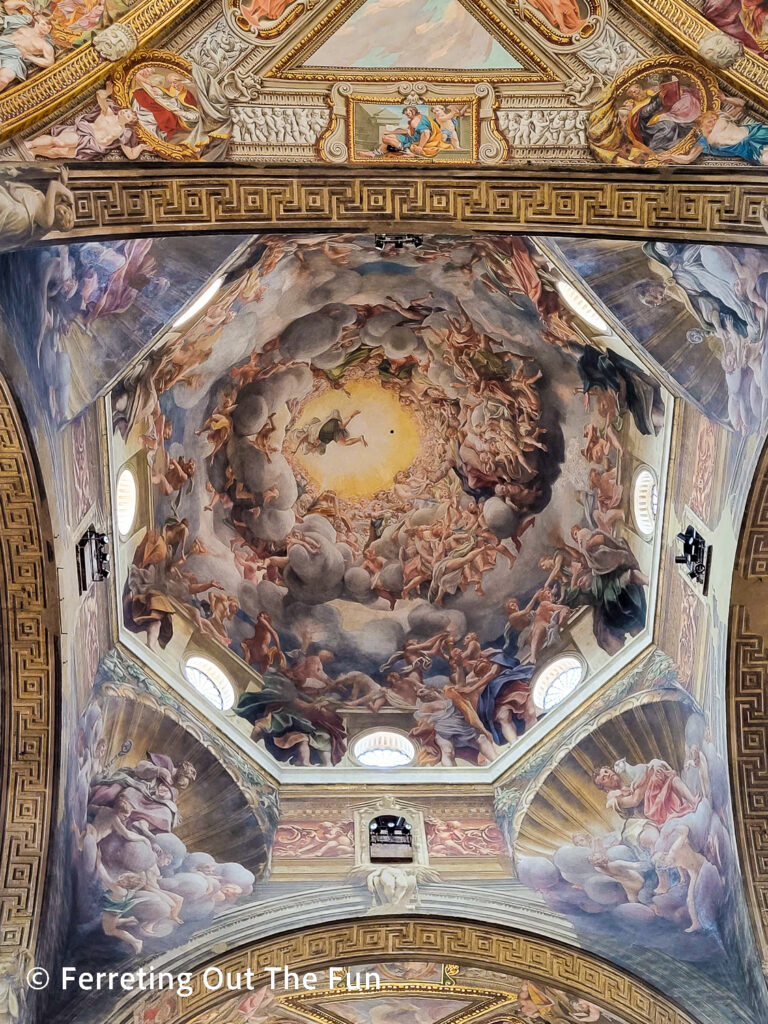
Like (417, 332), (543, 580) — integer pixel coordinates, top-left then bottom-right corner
(281, 982), (515, 1024)
(265, 0), (558, 82)
(346, 93), (480, 164)
(620, 0), (768, 115)
(0, 0), (200, 144)
(227, 0), (307, 38)
(111, 50), (216, 161)
(512, 0), (605, 49)
(587, 55), (721, 167)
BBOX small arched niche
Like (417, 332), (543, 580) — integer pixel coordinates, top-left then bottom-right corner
(369, 814), (413, 862)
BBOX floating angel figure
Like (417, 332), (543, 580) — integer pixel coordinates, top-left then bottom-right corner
(291, 409), (367, 455)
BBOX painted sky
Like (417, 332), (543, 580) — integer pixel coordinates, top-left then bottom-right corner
(304, 0), (523, 68)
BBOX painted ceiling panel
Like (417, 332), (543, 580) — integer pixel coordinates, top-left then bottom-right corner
(312, 993), (475, 1023)
(107, 232), (669, 772)
(0, 234), (244, 424)
(302, 0), (524, 69)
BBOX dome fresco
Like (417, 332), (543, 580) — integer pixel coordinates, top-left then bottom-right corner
(110, 233), (668, 769)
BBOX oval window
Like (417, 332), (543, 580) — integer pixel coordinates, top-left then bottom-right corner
(115, 468), (137, 537)
(184, 656), (235, 711)
(532, 655), (584, 713)
(353, 731), (415, 768)
(633, 468), (658, 538)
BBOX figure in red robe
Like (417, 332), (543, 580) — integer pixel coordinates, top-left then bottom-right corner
(592, 757), (700, 827)
(239, 0), (295, 26)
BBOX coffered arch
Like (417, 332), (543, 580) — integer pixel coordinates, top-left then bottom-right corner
(99, 917), (702, 1024)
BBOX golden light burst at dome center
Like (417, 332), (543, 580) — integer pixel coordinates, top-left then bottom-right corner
(291, 378), (423, 499)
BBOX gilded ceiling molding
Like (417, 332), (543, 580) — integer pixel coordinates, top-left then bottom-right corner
(23, 163), (768, 247)
(0, 0), (202, 143)
(729, 436), (768, 974)
(620, 0), (768, 112)
(0, 377), (57, 983)
(119, 917), (700, 1024)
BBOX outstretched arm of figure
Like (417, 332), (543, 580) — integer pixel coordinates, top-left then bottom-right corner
(36, 179), (72, 230)
(657, 143), (704, 165)
(719, 91), (746, 114)
(385, 293), (432, 319)
(462, 664), (498, 694)
(186, 578), (224, 595)
(265, 621), (283, 651)
(96, 88), (111, 115)
(417, 630), (454, 656)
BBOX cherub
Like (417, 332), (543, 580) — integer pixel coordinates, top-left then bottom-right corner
(430, 103), (468, 150)
(195, 385), (238, 456)
(246, 412), (280, 463)
(581, 423), (613, 465)
(101, 873), (145, 954)
(522, 587), (571, 664)
(241, 611), (286, 673)
(151, 454), (195, 511)
(203, 479), (233, 513)
(232, 545), (267, 583)
(75, 794), (151, 882)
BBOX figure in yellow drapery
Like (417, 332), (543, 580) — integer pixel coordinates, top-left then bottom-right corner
(516, 980), (555, 1017)
(431, 103), (470, 152)
(372, 106), (445, 158)
(588, 77), (706, 166)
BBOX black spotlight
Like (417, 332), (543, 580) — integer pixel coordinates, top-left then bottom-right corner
(675, 525), (711, 591)
(76, 525), (111, 593)
(374, 234), (423, 252)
